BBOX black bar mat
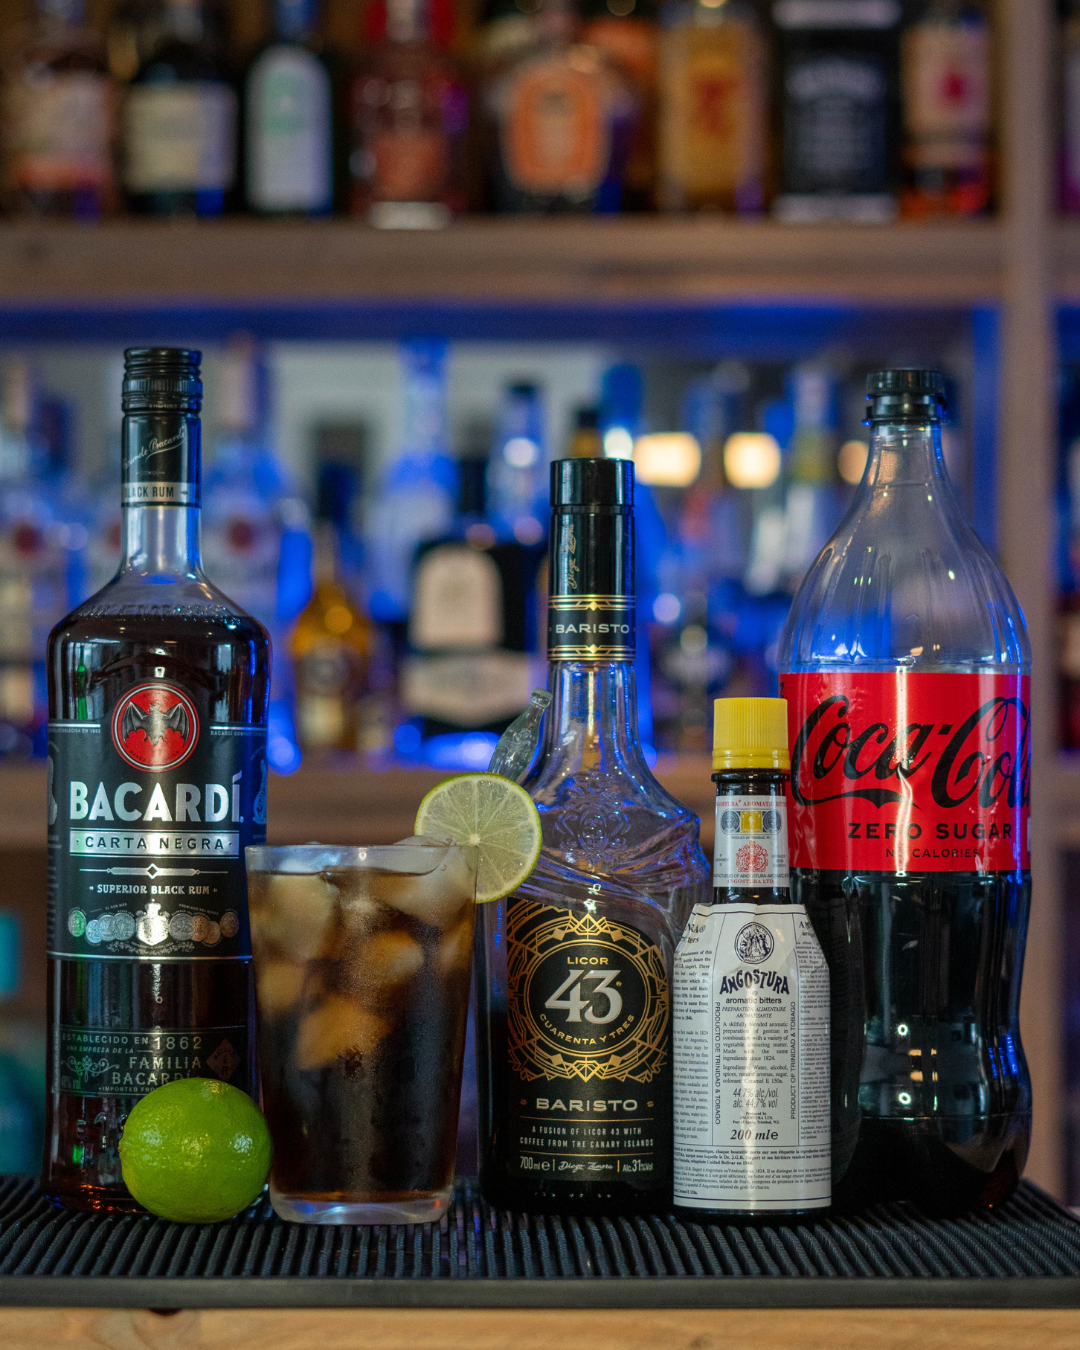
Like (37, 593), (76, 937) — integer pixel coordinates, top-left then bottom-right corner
(2, 1176), (1079, 1309)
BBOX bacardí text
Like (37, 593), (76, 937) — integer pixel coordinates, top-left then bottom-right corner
(43, 349), (270, 1210)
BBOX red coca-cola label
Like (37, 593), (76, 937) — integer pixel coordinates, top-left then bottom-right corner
(778, 672), (1030, 873)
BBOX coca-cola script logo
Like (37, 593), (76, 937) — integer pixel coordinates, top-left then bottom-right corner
(791, 694), (1030, 814)
(780, 672), (1031, 873)
(111, 683), (199, 773)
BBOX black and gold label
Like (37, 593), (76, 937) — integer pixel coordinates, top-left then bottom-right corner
(505, 898), (671, 1184)
(547, 596), (635, 660)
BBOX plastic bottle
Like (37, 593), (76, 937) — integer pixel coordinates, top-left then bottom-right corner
(778, 368), (1031, 1213)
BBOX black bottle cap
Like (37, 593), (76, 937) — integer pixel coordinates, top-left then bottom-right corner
(550, 456), (634, 512)
(122, 348), (203, 413)
(865, 368), (946, 422)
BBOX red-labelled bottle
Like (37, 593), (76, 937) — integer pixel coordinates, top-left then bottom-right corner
(347, 0), (468, 226)
(777, 369), (1031, 1215)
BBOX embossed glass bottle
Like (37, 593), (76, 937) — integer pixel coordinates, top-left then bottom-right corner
(475, 457), (710, 1215)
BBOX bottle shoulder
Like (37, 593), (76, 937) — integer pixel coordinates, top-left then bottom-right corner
(52, 571), (270, 645)
(524, 754), (711, 897)
(777, 485), (1030, 672)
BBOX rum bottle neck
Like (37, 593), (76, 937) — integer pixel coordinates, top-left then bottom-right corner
(119, 505), (202, 579)
(120, 405), (203, 578)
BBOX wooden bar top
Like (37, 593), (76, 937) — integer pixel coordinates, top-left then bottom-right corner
(2, 1305), (1079, 1350)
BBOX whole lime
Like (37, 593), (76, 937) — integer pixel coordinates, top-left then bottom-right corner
(119, 1078), (272, 1224)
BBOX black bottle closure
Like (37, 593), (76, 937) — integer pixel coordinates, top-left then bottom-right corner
(865, 367), (946, 424)
(547, 456), (635, 661)
(121, 347), (203, 507)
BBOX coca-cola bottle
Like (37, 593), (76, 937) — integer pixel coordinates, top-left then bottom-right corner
(778, 369), (1031, 1214)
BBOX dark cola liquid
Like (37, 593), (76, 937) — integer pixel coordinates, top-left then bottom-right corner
(796, 866), (1032, 1215)
(258, 914), (473, 1202)
(44, 606), (267, 1211)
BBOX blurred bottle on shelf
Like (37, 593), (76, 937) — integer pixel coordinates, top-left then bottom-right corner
(658, 0), (766, 214)
(629, 384), (734, 751)
(900, 0), (992, 218)
(312, 450), (398, 757)
(105, 0), (157, 84)
(1057, 365), (1080, 752)
(580, 0), (660, 210)
(400, 456), (542, 754)
(483, 0), (638, 213)
(366, 338), (459, 623)
(781, 363), (842, 589)
(487, 380), (547, 544)
(471, 0), (543, 77)
(202, 336), (303, 773)
(202, 338), (283, 629)
(123, 0), (237, 217)
(679, 362), (752, 586)
(566, 405), (604, 456)
(0, 913), (40, 1175)
(291, 518), (373, 754)
(651, 568), (732, 752)
(244, 0), (336, 217)
(348, 0), (468, 226)
(1063, 0), (1080, 214)
(2, 0), (118, 219)
(600, 361), (664, 745)
(773, 0), (901, 223)
(0, 358), (69, 759)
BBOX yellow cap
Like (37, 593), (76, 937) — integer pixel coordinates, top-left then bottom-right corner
(713, 698), (790, 772)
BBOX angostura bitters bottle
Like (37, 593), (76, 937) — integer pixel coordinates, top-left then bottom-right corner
(778, 369), (1031, 1214)
(673, 698), (830, 1221)
(44, 349), (270, 1211)
(475, 457), (711, 1215)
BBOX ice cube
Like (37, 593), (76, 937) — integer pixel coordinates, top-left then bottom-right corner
(351, 929), (425, 1007)
(322, 868), (383, 938)
(295, 995), (387, 1071)
(262, 871), (337, 960)
(256, 961), (306, 1017)
(384, 837), (453, 873)
(373, 865), (474, 933)
(435, 918), (475, 979)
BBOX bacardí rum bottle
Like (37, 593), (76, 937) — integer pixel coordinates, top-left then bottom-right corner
(475, 457), (710, 1214)
(43, 349), (269, 1211)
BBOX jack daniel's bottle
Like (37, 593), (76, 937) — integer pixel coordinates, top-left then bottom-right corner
(475, 458), (710, 1214)
(44, 349), (269, 1211)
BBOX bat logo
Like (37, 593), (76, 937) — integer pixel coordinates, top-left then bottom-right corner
(111, 683), (199, 772)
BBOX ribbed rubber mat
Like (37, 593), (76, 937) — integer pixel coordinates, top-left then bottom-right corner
(1, 1176), (1079, 1308)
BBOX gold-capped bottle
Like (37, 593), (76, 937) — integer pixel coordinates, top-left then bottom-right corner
(673, 698), (830, 1220)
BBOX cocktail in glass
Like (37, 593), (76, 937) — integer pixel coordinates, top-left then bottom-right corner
(245, 841), (477, 1224)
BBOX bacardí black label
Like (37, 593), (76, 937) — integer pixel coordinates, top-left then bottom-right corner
(56, 1025), (248, 1097)
(505, 899), (672, 1184)
(47, 680), (267, 963)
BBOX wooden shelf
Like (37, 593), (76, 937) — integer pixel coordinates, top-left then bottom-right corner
(0, 218), (1004, 307)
